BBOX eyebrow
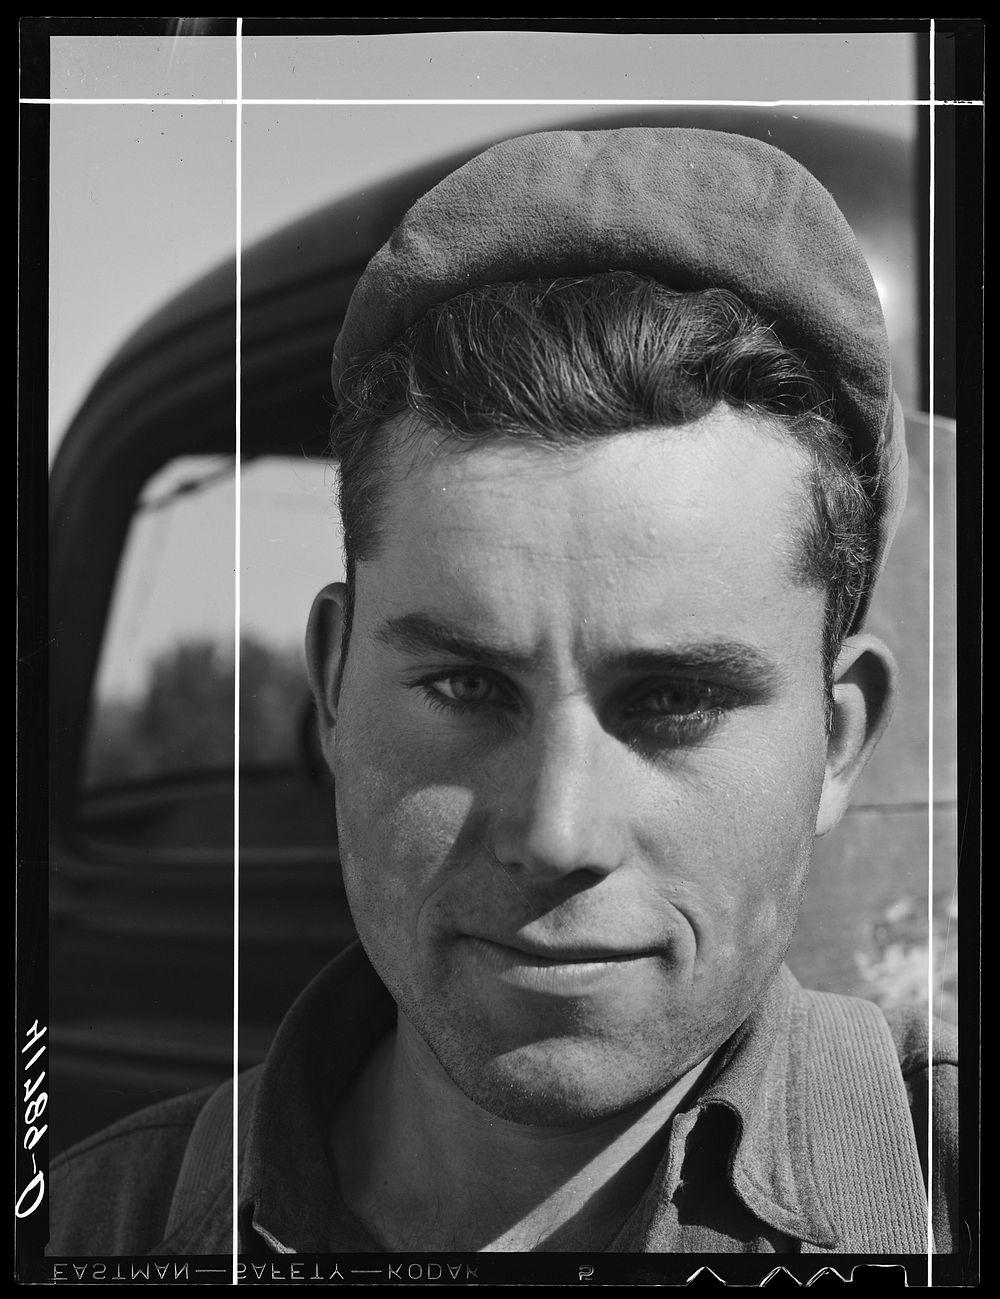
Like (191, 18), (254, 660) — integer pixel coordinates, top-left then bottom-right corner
(373, 612), (784, 688)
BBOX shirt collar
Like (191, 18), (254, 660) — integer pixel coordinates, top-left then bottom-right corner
(692, 963), (837, 1248)
(241, 946), (835, 1252)
(240, 944), (395, 1253)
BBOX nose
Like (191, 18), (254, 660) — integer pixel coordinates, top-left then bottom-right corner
(490, 702), (630, 883)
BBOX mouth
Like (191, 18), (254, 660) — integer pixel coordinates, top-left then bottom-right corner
(460, 934), (658, 994)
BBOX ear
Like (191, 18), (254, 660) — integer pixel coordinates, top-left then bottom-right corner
(305, 582), (349, 740)
(814, 633), (897, 838)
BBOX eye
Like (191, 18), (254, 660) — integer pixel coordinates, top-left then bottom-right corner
(415, 669), (517, 717)
(628, 681), (727, 717)
(433, 672), (501, 705)
(618, 679), (740, 747)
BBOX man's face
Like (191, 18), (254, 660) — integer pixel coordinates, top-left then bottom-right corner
(323, 407), (834, 1124)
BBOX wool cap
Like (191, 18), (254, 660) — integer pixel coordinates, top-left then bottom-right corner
(331, 127), (908, 631)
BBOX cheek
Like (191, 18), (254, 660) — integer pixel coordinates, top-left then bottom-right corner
(333, 669), (482, 794)
(638, 736), (822, 950)
(333, 698), (479, 916)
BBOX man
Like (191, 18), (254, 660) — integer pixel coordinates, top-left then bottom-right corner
(49, 127), (957, 1258)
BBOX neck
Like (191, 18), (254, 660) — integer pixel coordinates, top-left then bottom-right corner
(331, 1018), (713, 1252)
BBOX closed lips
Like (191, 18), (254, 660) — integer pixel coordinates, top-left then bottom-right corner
(466, 936), (653, 963)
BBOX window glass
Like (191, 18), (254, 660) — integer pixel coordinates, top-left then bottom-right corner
(83, 455), (344, 789)
(84, 456), (236, 787)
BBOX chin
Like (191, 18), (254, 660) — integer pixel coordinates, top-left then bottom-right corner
(439, 1035), (677, 1128)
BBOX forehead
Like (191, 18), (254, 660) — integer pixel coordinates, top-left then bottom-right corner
(358, 409), (822, 659)
(381, 402), (809, 513)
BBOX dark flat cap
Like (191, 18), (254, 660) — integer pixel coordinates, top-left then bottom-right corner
(332, 127), (907, 627)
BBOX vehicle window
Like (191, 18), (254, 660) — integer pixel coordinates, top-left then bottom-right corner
(83, 454), (344, 791)
(84, 456), (236, 788)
